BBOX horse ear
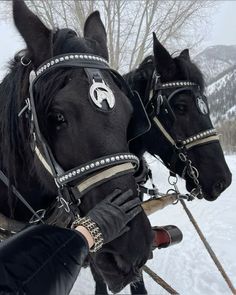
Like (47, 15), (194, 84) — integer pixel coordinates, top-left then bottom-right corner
(179, 49), (190, 60)
(152, 32), (176, 80)
(13, 0), (52, 68)
(84, 11), (108, 60)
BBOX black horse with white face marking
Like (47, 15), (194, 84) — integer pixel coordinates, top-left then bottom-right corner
(125, 33), (232, 201)
(0, 1), (153, 293)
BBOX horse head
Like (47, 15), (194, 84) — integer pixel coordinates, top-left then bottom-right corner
(3, 0), (153, 292)
(127, 34), (232, 201)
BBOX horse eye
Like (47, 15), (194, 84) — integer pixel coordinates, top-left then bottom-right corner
(48, 112), (67, 131)
(174, 104), (187, 114)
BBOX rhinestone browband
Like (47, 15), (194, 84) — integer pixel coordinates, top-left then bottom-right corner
(160, 81), (197, 89)
(57, 153), (139, 186)
(36, 53), (109, 77)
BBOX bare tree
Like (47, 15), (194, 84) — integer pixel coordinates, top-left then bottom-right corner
(1, 0), (217, 72)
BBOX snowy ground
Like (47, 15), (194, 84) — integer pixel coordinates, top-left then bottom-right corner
(71, 155), (236, 295)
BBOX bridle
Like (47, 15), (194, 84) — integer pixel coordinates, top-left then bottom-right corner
(28, 53), (142, 222)
(0, 53), (149, 227)
(144, 61), (220, 199)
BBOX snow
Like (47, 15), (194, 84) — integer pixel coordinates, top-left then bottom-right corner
(71, 155), (236, 295)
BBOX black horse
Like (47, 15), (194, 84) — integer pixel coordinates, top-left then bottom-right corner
(93, 33), (233, 295)
(0, 1), (153, 293)
(126, 33), (232, 201)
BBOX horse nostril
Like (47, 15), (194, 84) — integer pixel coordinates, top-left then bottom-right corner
(213, 181), (225, 195)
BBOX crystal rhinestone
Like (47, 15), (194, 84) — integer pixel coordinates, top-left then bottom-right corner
(90, 163), (95, 168)
(47, 63), (50, 68)
(72, 171), (76, 176)
(60, 57), (64, 61)
(65, 175), (68, 180)
(105, 158), (110, 163)
(55, 59), (59, 63)
(36, 71), (40, 75)
(86, 165), (90, 170)
(120, 155), (124, 160)
(124, 155), (128, 159)
(43, 65), (47, 70)
(183, 141), (186, 145)
(88, 56), (92, 59)
(111, 157), (115, 161)
(81, 167), (85, 172)
(65, 56), (69, 60)
(115, 156), (120, 160)
(75, 55), (79, 59)
(101, 160), (105, 165)
(95, 161), (100, 166)
(59, 178), (63, 182)
(70, 55), (74, 59)
(76, 169), (80, 174)
(193, 136), (197, 140)
(80, 55), (84, 59)
(84, 55), (88, 59)
(69, 173), (72, 178)
(96, 57), (100, 60)
(51, 61), (55, 65)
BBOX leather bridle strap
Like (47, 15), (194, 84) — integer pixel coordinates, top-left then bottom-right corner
(153, 116), (219, 150)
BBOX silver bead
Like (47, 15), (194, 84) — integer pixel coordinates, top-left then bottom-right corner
(65, 56), (69, 60)
(70, 55), (74, 59)
(105, 158), (110, 163)
(101, 160), (105, 165)
(115, 156), (120, 160)
(86, 165), (90, 170)
(76, 169), (80, 174)
(81, 167), (85, 172)
(111, 157), (115, 162)
(90, 163), (95, 168)
(55, 59), (59, 63)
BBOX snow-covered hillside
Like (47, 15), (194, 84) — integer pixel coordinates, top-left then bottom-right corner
(71, 155), (236, 295)
(195, 45), (236, 84)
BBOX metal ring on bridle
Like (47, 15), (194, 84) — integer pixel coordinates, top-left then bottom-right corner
(21, 56), (31, 66)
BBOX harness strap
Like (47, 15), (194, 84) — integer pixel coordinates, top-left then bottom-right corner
(35, 146), (54, 176)
(77, 163), (134, 195)
(153, 116), (175, 146)
(185, 134), (220, 149)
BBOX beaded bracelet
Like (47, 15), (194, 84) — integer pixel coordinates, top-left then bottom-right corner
(72, 216), (104, 252)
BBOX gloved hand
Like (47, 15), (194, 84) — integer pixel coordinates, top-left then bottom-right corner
(87, 189), (141, 244)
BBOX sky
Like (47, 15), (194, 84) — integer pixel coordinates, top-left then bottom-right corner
(204, 1), (236, 47)
(0, 1), (236, 76)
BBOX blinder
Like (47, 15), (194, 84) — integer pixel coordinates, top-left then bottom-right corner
(108, 71), (151, 142)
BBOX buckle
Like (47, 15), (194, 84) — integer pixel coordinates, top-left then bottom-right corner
(57, 196), (71, 213)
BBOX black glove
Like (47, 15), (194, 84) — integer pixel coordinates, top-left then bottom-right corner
(87, 189), (141, 244)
